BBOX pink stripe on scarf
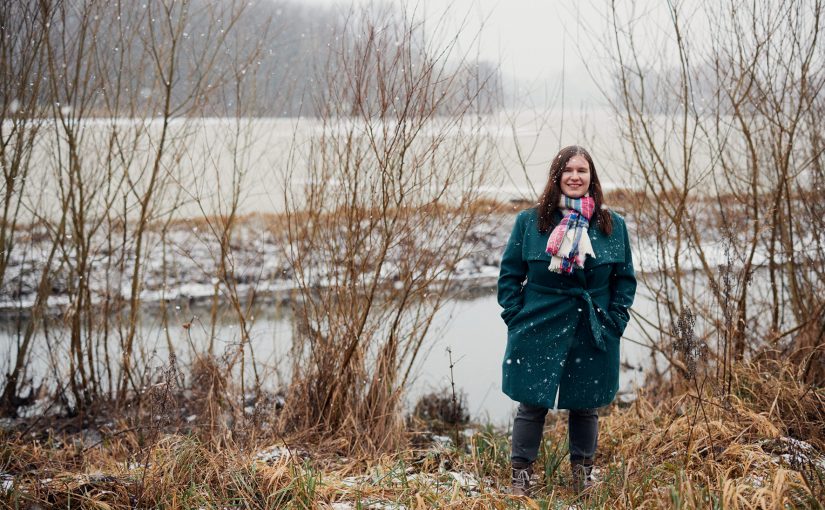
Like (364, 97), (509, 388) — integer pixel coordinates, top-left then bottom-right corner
(545, 196), (596, 274)
(546, 216), (569, 255)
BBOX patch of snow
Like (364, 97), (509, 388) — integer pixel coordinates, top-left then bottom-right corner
(742, 474), (766, 488)
(780, 436), (815, 452)
(341, 476), (365, 487)
(617, 391), (637, 404)
(1, 473), (13, 492)
(765, 436), (825, 471)
(430, 434), (452, 446)
(255, 444), (308, 463)
(448, 471), (478, 488)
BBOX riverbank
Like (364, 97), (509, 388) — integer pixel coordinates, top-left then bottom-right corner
(0, 205), (512, 316)
(0, 191), (785, 317)
(1, 357), (822, 508)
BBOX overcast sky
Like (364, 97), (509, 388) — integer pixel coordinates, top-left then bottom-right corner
(303, 0), (678, 108)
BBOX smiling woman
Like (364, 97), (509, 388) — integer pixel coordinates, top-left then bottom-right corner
(559, 155), (591, 198)
(497, 145), (636, 496)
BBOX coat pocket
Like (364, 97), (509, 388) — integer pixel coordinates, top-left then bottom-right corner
(501, 303), (523, 327)
(608, 310), (629, 337)
(595, 306), (623, 339)
(508, 301), (537, 330)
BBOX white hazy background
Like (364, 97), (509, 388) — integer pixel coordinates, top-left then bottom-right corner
(306, 0), (690, 108)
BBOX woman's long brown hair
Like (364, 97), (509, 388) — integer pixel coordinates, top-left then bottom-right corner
(537, 145), (613, 235)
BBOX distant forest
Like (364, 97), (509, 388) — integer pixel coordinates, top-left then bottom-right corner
(2, 0), (503, 117)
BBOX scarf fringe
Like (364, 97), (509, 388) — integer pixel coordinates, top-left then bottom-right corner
(545, 195), (597, 274)
(549, 228), (595, 271)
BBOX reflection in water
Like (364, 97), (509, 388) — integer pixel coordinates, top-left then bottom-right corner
(0, 288), (653, 425)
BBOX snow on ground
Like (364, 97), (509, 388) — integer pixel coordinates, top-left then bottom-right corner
(0, 213), (509, 313)
(2, 208), (821, 313)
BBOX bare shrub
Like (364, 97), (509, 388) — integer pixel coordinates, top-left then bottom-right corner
(277, 6), (497, 452)
(0, 0), (269, 416)
(595, 0), (825, 389)
(0, 1), (51, 411)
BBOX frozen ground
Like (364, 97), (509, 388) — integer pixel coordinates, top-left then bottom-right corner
(2, 207), (820, 314)
(0, 213), (509, 313)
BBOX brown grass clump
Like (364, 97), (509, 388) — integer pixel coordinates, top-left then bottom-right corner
(411, 389), (471, 436)
(604, 187), (648, 212)
(0, 357), (822, 509)
(592, 358), (824, 509)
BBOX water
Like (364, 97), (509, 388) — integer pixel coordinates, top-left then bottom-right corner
(10, 109), (654, 224)
(0, 285), (655, 426)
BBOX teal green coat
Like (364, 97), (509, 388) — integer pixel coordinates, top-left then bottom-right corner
(498, 207), (636, 409)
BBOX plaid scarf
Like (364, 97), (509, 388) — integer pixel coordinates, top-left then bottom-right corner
(545, 195), (596, 273)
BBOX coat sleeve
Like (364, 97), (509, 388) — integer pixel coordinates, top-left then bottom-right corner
(608, 217), (637, 336)
(498, 210), (528, 326)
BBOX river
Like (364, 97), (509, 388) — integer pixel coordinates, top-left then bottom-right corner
(0, 283), (656, 426)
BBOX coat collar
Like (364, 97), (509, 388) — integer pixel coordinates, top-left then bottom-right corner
(530, 208), (623, 268)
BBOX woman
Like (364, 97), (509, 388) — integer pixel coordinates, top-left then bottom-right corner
(497, 145), (636, 495)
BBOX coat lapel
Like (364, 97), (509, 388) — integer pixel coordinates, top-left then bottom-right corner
(586, 219), (626, 268)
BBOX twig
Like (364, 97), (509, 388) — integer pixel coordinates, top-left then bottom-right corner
(446, 347), (461, 448)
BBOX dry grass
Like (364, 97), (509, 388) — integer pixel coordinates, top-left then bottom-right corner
(0, 357), (822, 509)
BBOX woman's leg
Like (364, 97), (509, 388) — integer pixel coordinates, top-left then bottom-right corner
(511, 403), (549, 464)
(568, 408), (598, 463)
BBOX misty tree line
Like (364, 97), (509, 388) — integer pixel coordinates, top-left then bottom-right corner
(1, 0), (502, 118)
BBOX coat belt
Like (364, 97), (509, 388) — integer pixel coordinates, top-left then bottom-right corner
(526, 281), (612, 351)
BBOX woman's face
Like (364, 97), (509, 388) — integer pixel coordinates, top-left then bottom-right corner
(559, 154), (591, 198)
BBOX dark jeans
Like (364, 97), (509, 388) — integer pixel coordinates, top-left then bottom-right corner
(511, 403), (598, 464)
